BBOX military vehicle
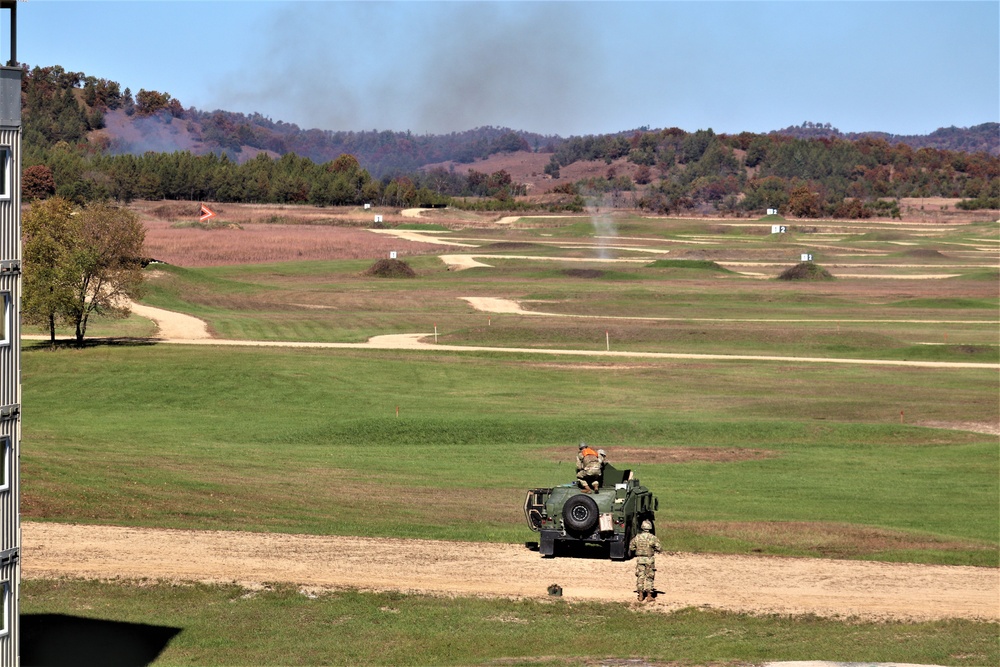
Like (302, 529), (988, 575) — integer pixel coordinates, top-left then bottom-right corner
(523, 463), (658, 560)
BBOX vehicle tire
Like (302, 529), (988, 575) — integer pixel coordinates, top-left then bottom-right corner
(562, 494), (599, 533)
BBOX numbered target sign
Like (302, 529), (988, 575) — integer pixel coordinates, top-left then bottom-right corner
(390, 251), (397, 259)
(801, 253), (813, 261)
(374, 215), (383, 223)
(771, 225), (787, 234)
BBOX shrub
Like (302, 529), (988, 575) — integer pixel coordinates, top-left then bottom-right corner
(956, 196), (999, 210)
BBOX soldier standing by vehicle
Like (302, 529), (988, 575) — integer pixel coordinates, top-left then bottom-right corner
(629, 520), (662, 602)
(575, 443), (603, 492)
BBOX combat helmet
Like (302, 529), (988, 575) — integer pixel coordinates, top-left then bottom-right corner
(640, 520), (653, 531)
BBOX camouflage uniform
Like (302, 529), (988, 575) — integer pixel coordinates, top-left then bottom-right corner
(628, 529), (662, 600)
(575, 446), (602, 491)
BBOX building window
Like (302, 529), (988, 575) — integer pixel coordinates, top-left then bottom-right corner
(0, 437), (9, 493)
(0, 148), (8, 200)
(0, 581), (8, 637)
(0, 293), (9, 347)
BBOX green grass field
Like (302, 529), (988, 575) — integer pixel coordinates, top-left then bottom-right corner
(22, 337), (998, 563)
(20, 211), (1000, 663)
(21, 580), (999, 666)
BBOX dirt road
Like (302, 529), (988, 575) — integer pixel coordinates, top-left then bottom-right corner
(41, 302), (990, 371)
(21, 523), (997, 622)
(128, 301), (211, 339)
(459, 296), (997, 325)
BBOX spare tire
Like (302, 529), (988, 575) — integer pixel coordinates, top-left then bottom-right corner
(563, 494), (599, 533)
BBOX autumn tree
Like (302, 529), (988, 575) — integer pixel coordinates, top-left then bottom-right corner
(787, 185), (823, 218)
(65, 202), (146, 344)
(22, 165), (56, 200)
(22, 197), (77, 344)
(134, 89), (174, 116)
(634, 164), (652, 185)
(22, 199), (146, 345)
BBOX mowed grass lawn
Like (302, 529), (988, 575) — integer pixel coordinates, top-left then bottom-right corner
(124, 252), (1000, 360)
(22, 342), (998, 566)
(21, 580), (999, 667)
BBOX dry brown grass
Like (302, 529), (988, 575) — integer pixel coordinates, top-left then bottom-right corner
(132, 200), (450, 266)
(141, 219), (439, 267)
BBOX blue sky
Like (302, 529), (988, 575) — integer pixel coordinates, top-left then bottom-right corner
(9, 1), (999, 137)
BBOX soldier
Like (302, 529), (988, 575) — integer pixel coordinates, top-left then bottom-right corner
(575, 442), (603, 492)
(628, 519), (662, 602)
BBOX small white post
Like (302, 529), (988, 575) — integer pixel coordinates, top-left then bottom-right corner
(606, 330), (610, 351)
(434, 324), (438, 344)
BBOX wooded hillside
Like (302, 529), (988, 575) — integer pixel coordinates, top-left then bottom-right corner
(17, 64), (1000, 218)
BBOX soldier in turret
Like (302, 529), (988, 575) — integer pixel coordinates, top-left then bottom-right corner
(575, 442), (603, 492)
(628, 519), (662, 602)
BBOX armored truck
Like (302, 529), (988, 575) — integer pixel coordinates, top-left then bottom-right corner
(523, 463), (658, 560)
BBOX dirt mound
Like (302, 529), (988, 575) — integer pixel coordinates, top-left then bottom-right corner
(777, 262), (834, 281)
(363, 258), (417, 278)
(539, 446), (776, 464)
(562, 268), (605, 279)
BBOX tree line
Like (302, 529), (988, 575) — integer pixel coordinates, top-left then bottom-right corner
(17, 63), (1000, 217)
(547, 128), (999, 216)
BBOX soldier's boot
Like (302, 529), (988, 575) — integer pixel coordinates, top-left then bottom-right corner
(637, 591), (643, 602)
(592, 481), (600, 492)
